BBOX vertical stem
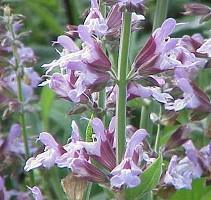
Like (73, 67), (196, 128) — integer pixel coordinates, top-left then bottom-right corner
(8, 15), (35, 184)
(9, 17), (30, 159)
(152, 0), (169, 153)
(139, 106), (146, 129)
(153, 0), (169, 31)
(116, 12), (132, 164)
(154, 105), (162, 152)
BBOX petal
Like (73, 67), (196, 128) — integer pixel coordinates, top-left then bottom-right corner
(24, 157), (42, 171)
(38, 132), (58, 150)
(91, 118), (105, 141)
(78, 25), (94, 46)
(71, 121), (80, 142)
(28, 186), (43, 200)
(125, 129), (148, 158)
(57, 35), (79, 52)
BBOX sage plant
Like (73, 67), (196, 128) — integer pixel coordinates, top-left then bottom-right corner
(24, 0), (211, 199)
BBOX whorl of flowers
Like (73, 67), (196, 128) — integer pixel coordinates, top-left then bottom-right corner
(23, 0), (211, 196)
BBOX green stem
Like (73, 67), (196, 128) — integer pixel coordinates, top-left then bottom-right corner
(154, 105), (162, 152)
(8, 15), (35, 184)
(153, 0), (169, 31)
(116, 12), (132, 164)
(139, 106), (147, 129)
(85, 183), (92, 200)
(9, 17), (30, 159)
(98, 89), (106, 124)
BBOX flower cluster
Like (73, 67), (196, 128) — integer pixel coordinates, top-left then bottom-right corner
(164, 140), (211, 189)
(25, 117), (154, 189)
(0, 7), (40, 118)
(40, 0), (211, 120)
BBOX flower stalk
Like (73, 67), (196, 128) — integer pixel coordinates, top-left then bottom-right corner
(116, 12), (132, 164)
(7, 13), (35, 185)
(8, 15), (30, 159)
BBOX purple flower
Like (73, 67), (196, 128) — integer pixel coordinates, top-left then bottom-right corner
(199, 143), (211, 172)
(134, 18), (177, 75)
(0, 124), (24, 155)
(128, 82), (173, 104)
(28, 186), (43, 200)
(110, 129), (148, 188)
(70, 158), (109, 183)
(164, 140), (203, 190)
(165, 78), (211, 112)
(179, 34), (206, 56)
(104, 0), (146, 14)
(24, 132), (66, 171)
(42, 26), (111, 96)
(84, 0), (108, 36)
(197, 38), (211, 57)
(41, 72), (90, 103)
(183, 3), (211, 23)
(82, 117), (116, 170)
(3, 67), (41, 101)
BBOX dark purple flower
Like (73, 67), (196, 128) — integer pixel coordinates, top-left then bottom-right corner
(134, 18), (177, 75)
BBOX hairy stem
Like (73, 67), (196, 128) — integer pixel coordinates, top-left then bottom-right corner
(116, 12), (132, 164)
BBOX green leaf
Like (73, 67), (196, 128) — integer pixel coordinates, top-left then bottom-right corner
(39, 87), (55, 130)
(126, 154), (163, 200)
(86, 114), (94, 142)
(170, 178), (211, 200)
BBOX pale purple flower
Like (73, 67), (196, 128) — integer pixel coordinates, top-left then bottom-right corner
(41, 72), (90, 103)
(165, 78), (211, 112)
(42, 26), (111, 96)
(110, 129), (148, 188)
(84, 0), (108, 36)
(17, 47), (36, 65)
(199, 143), (211, 171)
(128, 82), (173, 104)
(3, 67), (41, 101)
(28, 186), (43, 200)
(134, 18), (177, 75)
(197, 38), (211, 57)
(82, 117), (116, 170)
(0, 124), (25, 155)
(24, 132), (66, 171)
(164, 140), (203, 190)
(179, 34), (205, 56)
